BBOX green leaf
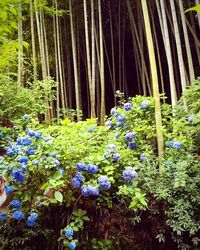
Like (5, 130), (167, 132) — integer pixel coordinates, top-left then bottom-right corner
(22, 41), (29, 49)
(54, 191), (63, 203)
(185, 5), (200, 13)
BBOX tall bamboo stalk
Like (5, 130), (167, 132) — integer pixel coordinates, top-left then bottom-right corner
(178, 0), (195, 83)
(98, 0), (105, 124)
(18, 3), (23, 87)
(160, 0), (177, 110)
(69, 0), (81, 118)
(140, 0), (164, 159)
(30, 0), (37, 81)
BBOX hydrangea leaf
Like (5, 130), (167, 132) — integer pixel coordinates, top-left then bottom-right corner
(54, 191), (63, 203)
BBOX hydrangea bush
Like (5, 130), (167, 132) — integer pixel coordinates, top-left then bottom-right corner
(0, 93), (199, 249)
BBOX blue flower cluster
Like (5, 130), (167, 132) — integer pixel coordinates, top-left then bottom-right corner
(65, 228), (74, 238)
(26, 212), (38, 227)
(12, 210), (24, 220)
(0, 212), (7, 222)
(140, 100), (149, 109)
(124, 132), (137, 150)
(0, 156), (4, 164)
(104, 144), (121, 162)
(5, 185), (13, 194)
(87, 164), (98, 174)
(69, 242), (76, 250)
(12, 169), (25, 182)
(71, 172), (84, 188)
(98, 176), (111, 190)
(81, 185), (99, 196)
(76, 163), (86, 171)
(140, 153), (147, 161)
(124, 103), (132, 111)
(167, 141), (181, 151)
(10, 199), (21, 208)
(64, 228), (76, 249)
(122, 167), (137, 183)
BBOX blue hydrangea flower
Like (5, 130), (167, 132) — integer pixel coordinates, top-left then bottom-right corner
(54, 159), (60, 167)
(75, 172), (83, 182)
(6, 137), (12, 141)
(12, 210), (24, 220)
(71, 178), (81, 188)
(110, 108), (119, 117)
(116, 121), (122, 127)
(140, 100), (149, 109)
(107, 144), (116, 152)
(50, 152), (58, 158)
(87, 164), (98, 174)
(167, 141), (174, 147)
(187, 116), (193, 124)
(13, 169), (25, 182)
(0, 132), (3, 139)
(26, 212), (38, 227)
(118, 115), (125, 122)
(98, 176), (111, 190)
(33, 160), (39, 166)
(35, 131), (42, 139)
(10, 200), (21, 208)
(13, 125), (18, 130)
(173, 141), (181, 151)
(1, 166), (8, 171)
(22, 114), (29, 120)
(115, 133), (120, 139)
(69, 242), (76, 250)
(103, 152), (110, 158)
(140, 153), (147, 161)
(105, 121), (112, 127)
(81, 185), (90, 196)
(59, 169), (65, 174)
(23, 137), (32, 146)
(88, 128), (94, 133)
(76, 163), (86, 171)
(124, 103), (132, 111)
(128, 141), (137, 150)
(5, 186), (13, 195)
(0, 156), (4, 164)
(44, 136), (53, 142)
(19, 156), (29, 164)
(28, 130), (35, 137)
(165, 161), (173, 167)
(88, 185), (99, 196)
(26, 147), (35, 155)
(0, 212), (7, 222)
(113, 154), (120, 161)
(21, 164), (27, 172)
(125, 132), (136, 141)
(65, 228), (74, 238)
(122, 167), (137, 182)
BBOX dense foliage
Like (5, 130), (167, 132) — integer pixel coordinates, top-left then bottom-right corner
(0, 83), (199, 249)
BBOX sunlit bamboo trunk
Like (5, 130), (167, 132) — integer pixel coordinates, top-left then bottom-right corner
(98, 0), (105, 124)
(18, 3), (23, 87)
(30, 0), (37, 81)
(170, 0), (187, 92)
(178, 0), (195, 83)
(140, 0), (164, 159)
(160, 0), (177, 111)
(83, 0), (95, 118)
(69, 0), (81, 119)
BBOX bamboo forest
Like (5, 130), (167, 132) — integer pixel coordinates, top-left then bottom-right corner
(0, 0), (200, 249)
